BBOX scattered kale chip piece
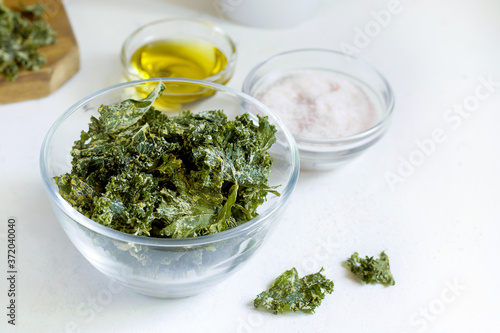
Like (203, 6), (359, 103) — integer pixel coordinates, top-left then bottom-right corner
(345, 251), (395, 286)
(0, 3), (57, 81)
(254, 267), (334, 314)
(55, 82), (280, 238)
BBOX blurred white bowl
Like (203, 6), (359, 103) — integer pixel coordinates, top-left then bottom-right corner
(216, 0), (321, 29)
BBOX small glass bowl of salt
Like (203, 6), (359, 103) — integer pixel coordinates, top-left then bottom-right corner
(243, 48), (395, 171)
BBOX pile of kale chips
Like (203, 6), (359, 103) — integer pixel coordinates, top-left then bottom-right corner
(55, 83), (279, 238)
(0, 3), (56, 81)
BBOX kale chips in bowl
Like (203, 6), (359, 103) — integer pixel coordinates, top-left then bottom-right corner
(40, 79), (299, 298)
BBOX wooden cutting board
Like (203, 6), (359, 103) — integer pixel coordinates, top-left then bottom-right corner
(0, 0), (80, 104)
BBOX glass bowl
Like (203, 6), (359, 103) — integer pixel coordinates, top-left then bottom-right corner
(40, 79), (299, 298)
(243, 49), (395, 171)
(121, 18), (237, 105)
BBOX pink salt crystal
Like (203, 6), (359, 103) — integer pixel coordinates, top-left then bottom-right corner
(256, 70), (378, 139)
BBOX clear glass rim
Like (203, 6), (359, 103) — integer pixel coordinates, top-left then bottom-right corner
(242, 48), (395, 145)
(40, 78), (299, 247)
(120, 18), (237, 83)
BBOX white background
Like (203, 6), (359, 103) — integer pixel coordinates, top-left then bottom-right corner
(1, 0), (500, 332)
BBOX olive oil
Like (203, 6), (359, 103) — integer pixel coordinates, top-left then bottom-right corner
(129, 39), (229, 107)
(130, 39), (228, 81)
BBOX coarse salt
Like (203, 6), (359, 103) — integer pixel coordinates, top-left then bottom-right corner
(256, 70), (378, 139)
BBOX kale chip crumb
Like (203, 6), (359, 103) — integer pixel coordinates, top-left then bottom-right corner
(254, 267), (334, 314)
(345, 251), (395, 286)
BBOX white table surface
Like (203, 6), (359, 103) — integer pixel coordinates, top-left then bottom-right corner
(1, 0), (499, 332)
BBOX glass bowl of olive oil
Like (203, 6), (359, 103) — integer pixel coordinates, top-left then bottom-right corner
(121, 18), (237, 107)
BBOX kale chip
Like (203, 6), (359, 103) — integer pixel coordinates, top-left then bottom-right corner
(254, 268), (334, 314)
(55, 82), (279, 238)
(345, 251), (395, 286)
(0, 3), (56, 81)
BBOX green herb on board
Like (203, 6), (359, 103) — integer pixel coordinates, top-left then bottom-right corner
(0, 3), (57, 81)
(254, 267), (334, 314)
(345, 251), (395, 286)
(54, 82), (279, 238)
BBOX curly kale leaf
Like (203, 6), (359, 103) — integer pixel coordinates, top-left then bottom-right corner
(254, 268), (334, 314)
(54, 173), (95, 215)
(55, 82), (279, 238)
(96, 82), (165, 135)
(345, 251), (395, 286)
(91, 171), (159, 236)
(20, 4), (46, 19)
(0, 3), (56, 81)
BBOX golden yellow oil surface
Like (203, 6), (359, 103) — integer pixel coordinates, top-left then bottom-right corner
(129, 39), (229, 108)
(130, 39), (228, 81)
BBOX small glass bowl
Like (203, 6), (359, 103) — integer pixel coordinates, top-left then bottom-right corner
(40, 79), (299, 298)
(121, 18), (237, 105)
(243, 49), (395, 171)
